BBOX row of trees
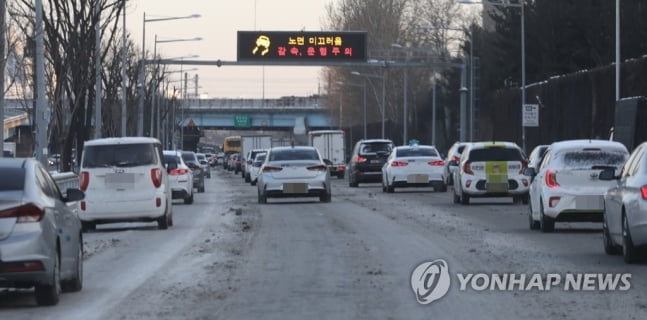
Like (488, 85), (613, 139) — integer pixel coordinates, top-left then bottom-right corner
(4, 0), (178, 170)
(323, 0), (647, 152)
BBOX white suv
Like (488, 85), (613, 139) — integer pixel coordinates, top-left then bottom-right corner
(78, 137), (173, 231)
(163, 150), (194, 204)
(526, 139), (629, 232)
(453, 141), (529, 205)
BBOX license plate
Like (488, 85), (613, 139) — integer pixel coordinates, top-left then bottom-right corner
(486, 183), (508, 193)
(370, 159), (381, 164)
(407, 174), (428, 183)
(283, 183), (308, 194)
(575, 196), (603, 210)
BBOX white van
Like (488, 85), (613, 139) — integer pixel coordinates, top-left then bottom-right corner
(78, 137), (173, 231)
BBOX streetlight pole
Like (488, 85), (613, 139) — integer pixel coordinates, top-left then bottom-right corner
(336, 81), (367, 139)
(459, 0), (524, 149)
(351, 71), (386, 138)
(94, 0), (102, 139)
(138, 12), (200, 137)
(151, 36), (201, 139)
(121, 1), (127, 137)
(35, 0), (48, 166)
(391, 43), (411, 144)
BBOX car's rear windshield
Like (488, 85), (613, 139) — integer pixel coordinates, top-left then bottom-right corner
(468, 147), (523, 162)
(196, 154), (206, 161)
(181, 153), (196, 162)
(82, 143), (156, 168)
(269, 149), (319, 161)
(558, 150), (627, 169)
(360, 143), (393, 155)
(0, 168), (25, 191)
(396, 148), (439, 157)
(163, 154), (180, 164)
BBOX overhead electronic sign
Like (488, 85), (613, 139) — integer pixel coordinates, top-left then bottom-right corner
(237, 31), (367, 63)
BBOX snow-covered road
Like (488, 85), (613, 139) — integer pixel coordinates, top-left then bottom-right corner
(2, 167), (646, 319)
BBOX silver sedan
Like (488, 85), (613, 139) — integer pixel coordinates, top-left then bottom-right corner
(257, 146), (331, 203)
(600, 141), (647, 264)
(0, 158), (85, 305)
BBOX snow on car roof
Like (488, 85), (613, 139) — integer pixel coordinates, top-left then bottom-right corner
(84, 137), (160, 146)
(549, 139), (628, 152)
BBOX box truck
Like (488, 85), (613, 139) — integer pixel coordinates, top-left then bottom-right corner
(308, 130), (345, 179)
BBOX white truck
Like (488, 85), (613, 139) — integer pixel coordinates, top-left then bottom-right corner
(240, 135), (273, 180)
(308, 130), (345, 179)
(2, 142), (16, 157)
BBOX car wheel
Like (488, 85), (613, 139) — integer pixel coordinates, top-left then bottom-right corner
(603, 215), (621, 255)
(540, 202), (555, 233)
(35, 250), (61, 306)
(245, 173), (251, 183)
(382, 180), (387, 192)
(437, 183), (447, 193)
(81, 221), (96, 233)
(529, 203), (540, 230)
(61, 239), (83, 292)
(320, 192), (332, 203)
(622, 213), (642, 263)
(199, 184), (205, 193)
(460, 192), (470, 205)
(349, 175), (358, 188)
(258, 190), (267, 204)
(251, 179), (257, 186)
(157, 207), (170, 230)
(184, 192), (194, 204)
(453, 192), (460, 204)
(521, 194), (530, 205)
(337, 172), (344, 179)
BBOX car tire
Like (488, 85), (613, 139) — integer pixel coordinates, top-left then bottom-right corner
(251, 179), (257, 186)
(349, 177), (358, 187)
(460, 193), (470, 205)
(258, 190), (267, 204)
(622, 213), (642, 264)
(437, 183), (447, 192)
(198, 184), (205, 193)
(245, 173), (251, 183)
(337, 172), (344, 179)
(61, 239), (83, 293)
(184, 192), (194, 204)
(35, 250), (61, 306)
(81, 221), (96, 233)
(320, 192), (332, 203)
(603, 215), (621, 255)
(540, 202), (555, 233)
(453, 192), (460, 204)
(521, 194), (530, 205)
(529, 203), (540, 230)
(157, 207), (170, 230)
(382, 181), (387, 192)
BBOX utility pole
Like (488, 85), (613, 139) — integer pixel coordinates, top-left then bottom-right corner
(121, 1), (127, 136)
(94, 0), (102, 139)
(0, 0), (6, 157)
(35, 0), (48, 166)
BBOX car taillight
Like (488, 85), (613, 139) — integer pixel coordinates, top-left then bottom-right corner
(307, 165), (328, 171)
(391, 161), (408, 167)
(354, 156), (367, 163)
(170, 168), (189, 175)
(463, 161), (474, 175)
(262, 166), (283, 173)
(428, 160), (445, 166)
(641, 186), (647, 200)
(0, 204), (45, 223)
(1, 261), (44, 273)
(451, 155), (460, 162)
(80, 171), (89, 191)
(545, 170), (559, 188)
(151, 168), (162, 188)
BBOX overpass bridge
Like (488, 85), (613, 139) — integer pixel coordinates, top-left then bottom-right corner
(178, 96), (334, 133)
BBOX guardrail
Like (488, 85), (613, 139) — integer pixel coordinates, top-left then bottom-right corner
(51, 171), (79, 195)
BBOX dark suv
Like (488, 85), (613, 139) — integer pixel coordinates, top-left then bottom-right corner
(348, 139), (394, 187)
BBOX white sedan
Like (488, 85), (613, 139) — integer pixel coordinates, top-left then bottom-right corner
(526, 139), (629, 232)
(257, 146), (331, 203)
(381, 145), (446, 193)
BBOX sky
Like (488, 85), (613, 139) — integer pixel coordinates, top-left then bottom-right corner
(125, 0), (334, 99)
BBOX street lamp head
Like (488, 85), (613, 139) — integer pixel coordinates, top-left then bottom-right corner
(391, 43), (403, 49)
(351, 71), (361, 76)
(189, 14), (201, 18)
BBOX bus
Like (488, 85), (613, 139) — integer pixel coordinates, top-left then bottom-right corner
(223, 136), (242, 155)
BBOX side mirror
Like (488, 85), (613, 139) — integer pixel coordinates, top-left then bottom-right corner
(523, 167), (536, 177)
(598, 168), (617, 181)
(65, 188), (85, 202)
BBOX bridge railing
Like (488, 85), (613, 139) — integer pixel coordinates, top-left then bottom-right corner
(183, 97), (324, 110)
